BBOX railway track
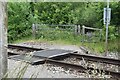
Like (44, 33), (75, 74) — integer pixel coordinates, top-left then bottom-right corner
(8, 44), (120, 66)
(8, 52), (120, 78)
(70, 53), (120, 66)
(8, 44), (43, 51)
(8, 44), (44, 55)
(45, 59), (120, 78)
(8, 44), (120, 78)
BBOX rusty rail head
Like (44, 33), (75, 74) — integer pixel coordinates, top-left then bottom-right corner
(45, 59), (120, 78)
(8, 44), (43, 51)
(70, 53), (120, 66)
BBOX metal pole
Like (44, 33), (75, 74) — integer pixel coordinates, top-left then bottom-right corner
(107, 0), (109, 8)
(105, 0), (109, 56)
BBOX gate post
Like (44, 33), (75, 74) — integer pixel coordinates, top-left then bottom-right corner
(78, 25), (81, 35)
(32, 24), (36, 39)
(74, 25), (78, 35)
(82, 25), (85, 42)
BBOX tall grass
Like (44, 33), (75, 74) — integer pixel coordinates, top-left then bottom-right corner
(11, 25), (118, 53)
(35, 26), (118, 53)
(3, 54), (40, 79)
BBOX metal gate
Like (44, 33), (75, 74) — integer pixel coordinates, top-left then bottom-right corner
(32, 24), (81, 41)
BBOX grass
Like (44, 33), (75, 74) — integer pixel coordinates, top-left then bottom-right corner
(7, 27), (118, 79)
(10, 26), (118, 54)
(11, 36), (118, 54)
(7, 33), (118, 79)
(3, 53), (41, 79)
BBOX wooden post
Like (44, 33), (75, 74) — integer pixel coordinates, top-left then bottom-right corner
(74, 25), (78, 35)
(0, 2), (7, 79)
(32, 24), (36, 39)
(78, 25), (81, 35)
(82, 25), (85, 42)
(82, 25), (85, 35)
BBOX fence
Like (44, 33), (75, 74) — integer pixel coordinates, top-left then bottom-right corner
(32, 24), (81, 39)
(82, 25), (102, 42)
(32, 24), (102, 43)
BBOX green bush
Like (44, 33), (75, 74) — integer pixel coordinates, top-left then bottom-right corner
(8, 2), (120, 43)
(8, 3), (33, 42)
(101, 25), (118, 41)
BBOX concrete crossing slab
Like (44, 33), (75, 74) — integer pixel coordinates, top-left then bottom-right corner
(33, 49), (74, 58)
(8, 49), (76, 65)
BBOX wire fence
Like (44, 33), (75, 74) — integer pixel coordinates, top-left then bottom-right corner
(32, 24), (102, 43)
(32, 24), (80, 39)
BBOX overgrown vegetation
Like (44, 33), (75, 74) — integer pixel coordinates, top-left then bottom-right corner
(8, 2), (119, 53)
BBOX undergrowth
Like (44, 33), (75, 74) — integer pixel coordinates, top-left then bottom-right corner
(11, 36), (118, 54)
(10, 26), (118, 54)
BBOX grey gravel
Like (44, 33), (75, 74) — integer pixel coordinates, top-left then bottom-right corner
(62, 56), (119, 72)
(8, 59), (87, 78)
(8, 48), (32, 55)
(8, 41), (119, 78)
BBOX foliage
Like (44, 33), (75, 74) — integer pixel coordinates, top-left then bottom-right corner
(111, 2), (120, 26)
(8, 2), (119, 44)
(8, 2), (33, 42)
(36, 25), (81, 44)
(102, 25), (118, 41)
(36, 3), (74, 24)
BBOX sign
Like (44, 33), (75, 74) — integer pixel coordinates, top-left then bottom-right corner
(103, 8), (111, 24)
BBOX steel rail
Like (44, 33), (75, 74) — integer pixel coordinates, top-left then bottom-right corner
(45, 59), (120, 78)
(8, 44), (43, 51)
(70, 53), (120, 66)
(8, 52), (120, 78)
(8, 44), (120, 66)
(8, 52), (18, 55)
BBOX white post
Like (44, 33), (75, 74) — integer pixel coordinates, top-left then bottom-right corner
(82, 25), (85, 42)
(74, 25), (78, 35)
(78, 25), (81, 34)
(32, 24), (36, 39)
(0, 2), (7, 79)
(105, 0), (109, 56)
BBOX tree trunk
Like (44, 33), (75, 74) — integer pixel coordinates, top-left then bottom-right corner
(0, 2), (7, 79)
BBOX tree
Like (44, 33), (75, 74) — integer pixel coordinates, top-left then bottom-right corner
(7, 2), (120, 42)
(0, 2), (7, 79)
